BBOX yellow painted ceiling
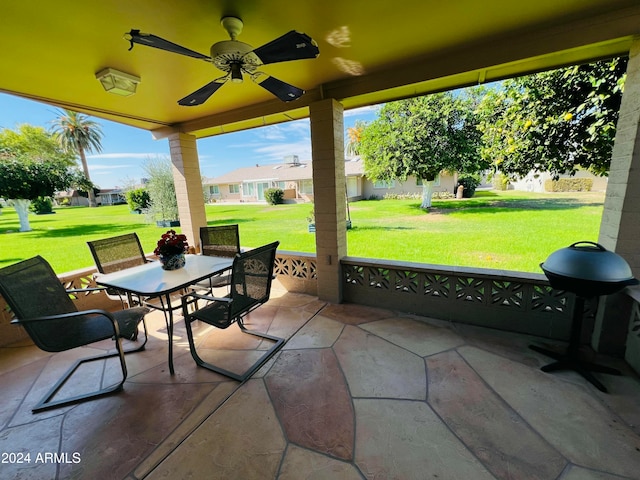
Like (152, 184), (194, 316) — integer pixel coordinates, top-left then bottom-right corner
(1, 1), (639, 139)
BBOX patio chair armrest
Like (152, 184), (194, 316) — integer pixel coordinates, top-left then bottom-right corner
(181, 292), (231, 311)
(67, 286), (107, 294)
(186, 292), (231, 303)
(11, 309), (120, 335)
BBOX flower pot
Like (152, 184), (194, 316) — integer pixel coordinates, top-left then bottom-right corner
(159, 253), (186, 271)
(156, 220), (180, 228)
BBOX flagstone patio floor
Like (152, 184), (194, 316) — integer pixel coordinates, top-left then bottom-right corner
(2, 283), (640, 479)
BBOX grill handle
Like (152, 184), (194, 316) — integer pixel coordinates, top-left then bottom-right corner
(568, 241), (606, 251)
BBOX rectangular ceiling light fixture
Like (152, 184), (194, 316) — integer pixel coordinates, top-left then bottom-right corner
(95, 68), (141, 96)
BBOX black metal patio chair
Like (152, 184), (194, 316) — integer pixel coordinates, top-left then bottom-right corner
(0, 256), (149, 412)
(87, 233), (150, 307)
(192, 224), (241, 294)
(181, 241), (283, 381)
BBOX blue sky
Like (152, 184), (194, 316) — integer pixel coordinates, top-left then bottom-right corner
(0, 93), (376, 189)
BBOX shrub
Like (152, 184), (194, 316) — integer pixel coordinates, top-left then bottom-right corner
(545, 178), (593, 192)
(30, 196), (53, 214)
(432, 191), (455, 199)
(126, 188), (150, 213)
(264, 188), (284, 205)
(456, 174), (481, 198)
(383, 192), (421, 200)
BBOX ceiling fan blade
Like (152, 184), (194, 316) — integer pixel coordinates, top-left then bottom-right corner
(178, 77), (228, 106)
(253, 74), (304, 102)
(250, 31), (319, 65)
(125, 30), (211, 61)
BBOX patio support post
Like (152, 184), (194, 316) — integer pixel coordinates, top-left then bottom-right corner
(594, 37), (640, 355)
(168, 132), (207, 252)
(309, 98), (347, 303)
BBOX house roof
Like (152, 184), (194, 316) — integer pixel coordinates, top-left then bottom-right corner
(2, 2), (638, 139)
(207, 157), (364, 185)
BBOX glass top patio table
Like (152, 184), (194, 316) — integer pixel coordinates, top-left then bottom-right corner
(95, 254), (234, 374)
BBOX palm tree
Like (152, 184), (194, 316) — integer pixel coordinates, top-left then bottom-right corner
(51, 109), (103, 207)
(345, 120), (366, 158)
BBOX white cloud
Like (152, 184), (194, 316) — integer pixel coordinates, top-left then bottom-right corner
(344, 105), (380, 117)
(253, 139), (312, 162)
(90, 164), (135, 170)
(256, 125), (287, 141)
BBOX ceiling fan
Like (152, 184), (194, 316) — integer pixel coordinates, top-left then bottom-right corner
(124, 17), (320, 106)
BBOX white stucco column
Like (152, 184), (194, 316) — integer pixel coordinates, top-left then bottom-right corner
(168, 132), (207, 252)
(310, 98), (347, 303)
(593, 38), (640, 353)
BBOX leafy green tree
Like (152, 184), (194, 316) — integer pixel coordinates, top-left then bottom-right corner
(51, 109), (104, 207)
(143, 157), (179, 224)
(359, 91), (486, 208)
(0, 125), (91, 231)
(477, 57), (627, 179)
(0, 124), (75, 165)
(0, 158), (90, 231)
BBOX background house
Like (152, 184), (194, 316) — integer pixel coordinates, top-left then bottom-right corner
(204, 156), (457, 203)
(510, 168), (608, 193)
(97, 188), (126, 205)
(54, 189), (89, 207)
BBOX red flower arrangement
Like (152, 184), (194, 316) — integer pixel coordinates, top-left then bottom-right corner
(154, 230), (189, 257)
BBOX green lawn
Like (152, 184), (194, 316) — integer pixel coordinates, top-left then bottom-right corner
(0, 190), (604, 274)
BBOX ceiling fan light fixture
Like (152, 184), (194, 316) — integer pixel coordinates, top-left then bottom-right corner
(230, 63), (243, 83)
(96, 68), (141, 96)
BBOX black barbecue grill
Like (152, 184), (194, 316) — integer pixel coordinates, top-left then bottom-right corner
(531, 241), (639, 392)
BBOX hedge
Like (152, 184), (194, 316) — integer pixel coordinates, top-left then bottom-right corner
(544, 178), (593, 192)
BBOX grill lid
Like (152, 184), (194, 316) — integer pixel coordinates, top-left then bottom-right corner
(541, 241), (635, 283)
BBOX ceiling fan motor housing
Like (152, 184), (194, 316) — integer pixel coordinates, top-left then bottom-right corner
(210, 40), (259, 73)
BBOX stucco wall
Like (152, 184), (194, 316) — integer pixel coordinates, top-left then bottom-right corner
(362, 174), (456, 199)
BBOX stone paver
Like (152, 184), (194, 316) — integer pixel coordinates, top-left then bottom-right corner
(0, 415), (62, 480)
(146, 379), (286, 480)
(459, 345), (640, 478)
(354, 398), (496, 480)
(562, 465), (629, 480)
(428, 350), (566, 480)
(266, 349), (354, 460)
(333, 325), (427, 399)
(279, 445), (362, 480)
(361, 315), (465, 356)
(283, 315), (344, 349)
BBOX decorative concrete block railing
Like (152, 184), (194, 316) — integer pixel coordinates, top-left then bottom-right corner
(273, 251), (318, 295)
(624, 287), (640, 373)
(1, 252), (589, 347)
(341, 256), (583, 341)
(273, 253), (584, 342)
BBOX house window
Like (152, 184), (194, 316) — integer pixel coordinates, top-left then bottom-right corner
(209, 185), (219, 195)
(229, 184), (240, 194)
(373, 180), (395, 189)
(299, 179), (313, 194)
(242, 183), (254, 196)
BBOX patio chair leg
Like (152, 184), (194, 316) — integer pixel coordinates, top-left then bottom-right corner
(122, 319), (149, 354)
(184, 318), (285, 382)
(32, 337), (129, 413)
